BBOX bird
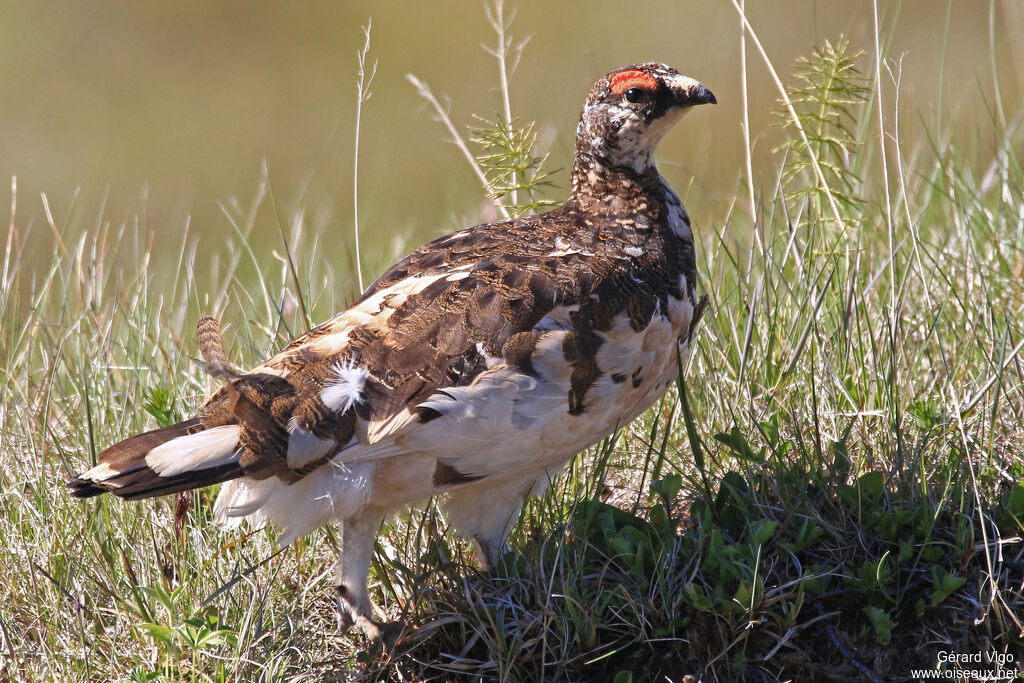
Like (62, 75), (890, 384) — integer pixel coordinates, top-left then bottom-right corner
(69, 62), (716, 640)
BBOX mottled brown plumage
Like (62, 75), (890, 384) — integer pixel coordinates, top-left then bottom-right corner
(195, 315), (238, 380)
(69, 62), (716, 641)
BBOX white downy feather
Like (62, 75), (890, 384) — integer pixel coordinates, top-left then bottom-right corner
(320, 360), (367, 413)
(214, 459), (374, 544)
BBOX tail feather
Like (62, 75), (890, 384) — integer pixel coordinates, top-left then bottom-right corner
(110, 461), (243, 500)
(196, 315), (239, 380)
(68, 419), (244, 500)
(145, 425), (242, 477)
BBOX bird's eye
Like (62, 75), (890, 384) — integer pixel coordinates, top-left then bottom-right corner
(624, 87), (646, 104)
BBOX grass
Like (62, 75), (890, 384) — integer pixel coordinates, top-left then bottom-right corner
(2, 3), (1023, 681)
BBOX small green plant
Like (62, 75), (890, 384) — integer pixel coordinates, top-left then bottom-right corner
(863, 605), (896, 645)
(929, 567), (967, 606)
(776, 37), (870, 221)
(143, 385), (182, 429)
(1001, 482), (1024, 531)
(472, 115), (558, 217)
(129, 583), (237, 682)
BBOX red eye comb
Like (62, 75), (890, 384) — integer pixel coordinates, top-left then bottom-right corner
(609, 70), (658, 95)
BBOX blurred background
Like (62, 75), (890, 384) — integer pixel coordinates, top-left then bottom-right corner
(2, 0), (1022, 286)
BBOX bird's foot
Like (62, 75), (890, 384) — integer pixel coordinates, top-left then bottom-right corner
(473, 536), (513, 574)
(335, 584), (404, 647)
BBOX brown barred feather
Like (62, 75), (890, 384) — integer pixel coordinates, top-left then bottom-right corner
(195, 315), (238, 380)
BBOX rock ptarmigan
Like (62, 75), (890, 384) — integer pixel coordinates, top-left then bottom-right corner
(70, 62), (716, 639)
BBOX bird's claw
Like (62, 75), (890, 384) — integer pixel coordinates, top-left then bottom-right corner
(335, 584), (404, 646)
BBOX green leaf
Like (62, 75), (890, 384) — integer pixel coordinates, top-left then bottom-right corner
(800, 574), (827, 596)
(683, 583), (713, 610)
(929, 567), (967, 605)
(854, 554), (893, 591)
(863, 606), (895, 645)
(780, 519), (823, 554)
(195, 627), (235, 649)
(898, 541), (913, 562)
(857, 471), (884, 503)
(733, 580), (753, 607)
(1005, 483), (1024, 517)
(651, 473), (682, 503)
(714, 426), (764, 463)
(748, 519), (778, 546)
(125, 666), (164, 683)
(648, 504), (671, 534)
(759, 413), (781, 447)
(138, 623), (178, 649)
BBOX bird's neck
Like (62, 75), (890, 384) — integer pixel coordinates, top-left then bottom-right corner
(568, 148), (663, 205)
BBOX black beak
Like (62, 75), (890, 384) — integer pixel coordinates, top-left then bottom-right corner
(688, 84), (717, 106)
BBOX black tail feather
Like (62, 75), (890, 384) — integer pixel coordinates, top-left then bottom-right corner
(68, 461), (243, 500)
(66, 417), (245, 500)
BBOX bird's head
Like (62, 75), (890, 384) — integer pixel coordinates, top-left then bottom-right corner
(573, 62), (716, 178)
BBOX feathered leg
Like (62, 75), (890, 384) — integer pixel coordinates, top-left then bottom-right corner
(336, 508), (386, 640)
(443, 474), (547, 570)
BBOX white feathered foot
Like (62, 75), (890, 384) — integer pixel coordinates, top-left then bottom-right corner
(334, 509), (404, 643)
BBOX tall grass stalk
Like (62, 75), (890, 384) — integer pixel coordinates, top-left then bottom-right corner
(484, 0), (530, 208)
(352, 19), (377, 293)
(405, 74), (512, 220)
(729, 0), (848, 231)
